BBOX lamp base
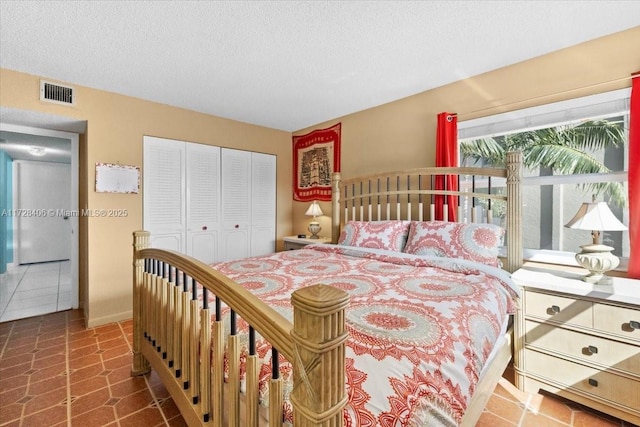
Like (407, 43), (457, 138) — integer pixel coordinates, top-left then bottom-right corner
(308, 221), (321, 239)
(574, 244), (619, 284)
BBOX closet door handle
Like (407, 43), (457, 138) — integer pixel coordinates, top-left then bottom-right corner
(202, 226), (208, 231)
(234, 224), (239, 229)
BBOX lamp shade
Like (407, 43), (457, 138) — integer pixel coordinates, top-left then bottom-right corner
(305, 201), (323, 217)
(564, 202), (627, 231)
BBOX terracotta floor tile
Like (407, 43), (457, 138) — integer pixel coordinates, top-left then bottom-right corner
(23, 387), (67, 415)
(68, 343), (99, 360)
(70, 387), (111, 417)
(70, 405), (117, 426)
(31, 352), (66, 368)
(118, 406), (166, 427)
(527, 393), (574, 425)
(68, 335), (98, 350)
(2, 343), (39, 359)
(3, 309), (634, 427)
(156, 397), (181, 421)
(20, 404), (67, 427)
(69, 362), (104, 385)
(0, 373), (29, 393)
(115, 388), (155, 419)
(107, 364), (135, 385)
(5, 334), (39, 349)
(0, 384), (28, 406)
(521, 411), (572, 427)
(0, 402), (23, 425)
(101, 343), (133, 361)
(68, 353), (102, 370)
(70, 375), (109, 397)
(103, 354), (132, 370)
(484, 393), (526, 423)
(110, 375), (148, 397)
(36, 335), (66, 350)
(572, 410), (624, 427)
(96, 326), (125, 338)
(33, 343), (66, 359)
(167, 414), (189, 427)
(493, 378), (529, 404)
(0, 361), (33, 380)
(29, 361), (67, 384)
(476, 410), (518, 427)
(27, 374), (67, 396)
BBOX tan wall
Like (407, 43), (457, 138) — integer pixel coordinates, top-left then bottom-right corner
(0, 69), (292, 326)
(2, 26), (639, 326)
(292, 26), (640, 236)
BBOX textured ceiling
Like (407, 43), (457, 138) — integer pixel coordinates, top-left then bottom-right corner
(1, 1), (639, 132)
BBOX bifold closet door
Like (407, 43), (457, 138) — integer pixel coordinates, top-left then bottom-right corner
(143, 136), (220, 264)
(220, 149), (251, 261)
(185, 143), (220, 264)
(250, 152), (276, 257)
(220, 149), (276, 261)
(143, 136), (186, 253)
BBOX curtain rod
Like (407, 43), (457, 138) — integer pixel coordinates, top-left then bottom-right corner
(466, 74), (632, 118)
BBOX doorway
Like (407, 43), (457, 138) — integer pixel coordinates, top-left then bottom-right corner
(0, 123), (79, 322)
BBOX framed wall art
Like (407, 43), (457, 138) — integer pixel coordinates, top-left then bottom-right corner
(292, 123), (341, 202)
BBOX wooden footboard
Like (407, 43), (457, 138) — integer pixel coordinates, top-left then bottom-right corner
(131, 231), (349, 426)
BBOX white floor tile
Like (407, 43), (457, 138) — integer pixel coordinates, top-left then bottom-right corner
(1, 304), (58, 322)
(0, 261), (74, 322)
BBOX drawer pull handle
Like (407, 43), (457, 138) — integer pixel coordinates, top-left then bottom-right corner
(588, 378), (598, 387)
(587, 345), (598, 355)
(550, 305), (561, 314)
(631, 320), (640, 330)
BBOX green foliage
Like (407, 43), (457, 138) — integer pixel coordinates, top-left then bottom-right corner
(460, 119), (627, 207)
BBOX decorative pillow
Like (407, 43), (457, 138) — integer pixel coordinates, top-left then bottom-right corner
(338, 220), (411, 252)
(403, 221), (504, 266)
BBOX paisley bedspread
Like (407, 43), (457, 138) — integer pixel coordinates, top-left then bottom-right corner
(208, 244), (519, 427)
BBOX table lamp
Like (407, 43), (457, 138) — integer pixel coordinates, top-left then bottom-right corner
(305, 201), (323, 239)
(564, 199), (627, 283)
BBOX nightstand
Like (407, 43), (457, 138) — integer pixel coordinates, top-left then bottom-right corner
(283, 236), (332, 250)
(512, 265), (640, 425)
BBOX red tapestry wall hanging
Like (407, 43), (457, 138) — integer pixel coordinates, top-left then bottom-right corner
(293, 123), (341, 202)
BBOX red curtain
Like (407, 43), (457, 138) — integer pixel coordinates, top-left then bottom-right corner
(435, 112), (458, 221)
(628, 74), (640, 278)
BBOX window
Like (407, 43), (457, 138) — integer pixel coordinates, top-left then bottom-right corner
(458, 89), (630, 268)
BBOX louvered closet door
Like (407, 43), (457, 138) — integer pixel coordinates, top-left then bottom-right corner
(250, 152), (276, 257)
(186, 143), (220, 264)
(221, 149), (251, 261)
(143, 136), (186, 252)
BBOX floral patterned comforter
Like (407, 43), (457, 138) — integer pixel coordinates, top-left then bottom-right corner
(208, 244), (519, 427)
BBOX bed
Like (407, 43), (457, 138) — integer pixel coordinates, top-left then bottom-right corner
(131, 151), (523, 426)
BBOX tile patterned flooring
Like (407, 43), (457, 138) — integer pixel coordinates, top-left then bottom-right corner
(0, 261), (72, 323)
(0, 309), (636, 427)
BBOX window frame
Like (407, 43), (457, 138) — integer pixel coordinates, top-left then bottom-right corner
(458, 89), (631, 270)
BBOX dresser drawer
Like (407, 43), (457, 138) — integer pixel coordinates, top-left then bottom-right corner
(525, 349), (640, 410)
(525, 291), (592, 327)
(525, 320), (640, 376)
(593, 303), (640, 343)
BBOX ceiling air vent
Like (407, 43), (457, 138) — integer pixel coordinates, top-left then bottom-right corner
(40, 80), (75, 105)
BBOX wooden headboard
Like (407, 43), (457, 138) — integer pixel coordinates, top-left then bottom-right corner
(331, 151), (523, 273)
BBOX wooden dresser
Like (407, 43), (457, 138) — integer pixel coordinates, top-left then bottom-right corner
(512, 265), (640, 425)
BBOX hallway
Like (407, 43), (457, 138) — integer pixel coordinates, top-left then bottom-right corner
(0, 261), (71, 322)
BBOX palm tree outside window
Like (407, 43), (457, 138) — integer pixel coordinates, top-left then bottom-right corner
(458, 90), (630, 267)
